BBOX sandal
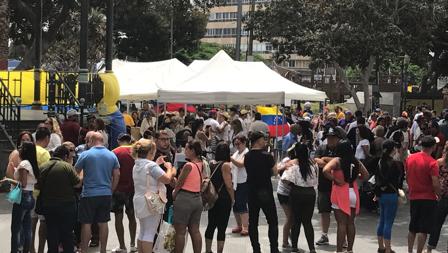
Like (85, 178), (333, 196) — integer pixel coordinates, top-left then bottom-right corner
(240, 230), (249, 236)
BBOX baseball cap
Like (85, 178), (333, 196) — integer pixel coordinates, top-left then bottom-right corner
(240, 109), (249, 115)
(249, 131), (267, 143)
(421, 135), (438, 148)
(117, 133), (132, 143)
(67, 109), (79, 117)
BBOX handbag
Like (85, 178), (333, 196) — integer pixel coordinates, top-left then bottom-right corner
(35, 161), (58, 215)
(6, 183), (22, 204)
(194, 161), (224, 211)
(144, 173), (167, 215)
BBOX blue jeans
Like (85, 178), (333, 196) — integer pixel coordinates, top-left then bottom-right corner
(376, 193), (398, 240)
(11, 191), (35, 253)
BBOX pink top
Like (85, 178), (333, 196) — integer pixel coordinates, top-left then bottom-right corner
(182, 162), (203, 193)
(330, 169), (360, 216)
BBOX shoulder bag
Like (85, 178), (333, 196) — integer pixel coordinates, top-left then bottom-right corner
(145, 167), (167, 215)
(6, 183), (22, 204)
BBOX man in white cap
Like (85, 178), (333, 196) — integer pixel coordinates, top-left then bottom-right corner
(61, 109), (81, 146)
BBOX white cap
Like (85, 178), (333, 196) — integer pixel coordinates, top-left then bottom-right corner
(67, 109), (79, 117)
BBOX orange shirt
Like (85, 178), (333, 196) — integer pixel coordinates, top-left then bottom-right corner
(182, 162), (202, 193)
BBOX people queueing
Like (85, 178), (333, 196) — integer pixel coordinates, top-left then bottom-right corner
(173, 140), (204, 253)
(38, 145), (81, 253)
(323, 140), (370, 253)
(283, 143), (319, 253)
(75, 132), (121, 253)
(406, 135), (441, 253)
(205, 143), (235, 253)
(6, 103), (448, 253)
(132, 138), (176, 253)
(375, 140), (403, 253)
(111, 133), (137, 253)
(245, 131), (279, 253)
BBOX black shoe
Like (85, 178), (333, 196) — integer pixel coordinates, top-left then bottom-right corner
(89, 241), (99, 247)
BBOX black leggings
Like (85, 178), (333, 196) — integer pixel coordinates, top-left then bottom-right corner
(289, 185), (316, 251)
(248, 190), (279, 253)
(205, 197), (232, 241)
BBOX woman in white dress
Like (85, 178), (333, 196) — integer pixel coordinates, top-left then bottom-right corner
(132, 139), (177, 253)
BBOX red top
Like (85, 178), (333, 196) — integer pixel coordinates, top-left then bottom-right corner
(61, 119), (81, 146)
(182, 162), (202, 193)
(330, 168), (360, 216)
(405, 152), (439, 200)
(113, 146), (135, 193)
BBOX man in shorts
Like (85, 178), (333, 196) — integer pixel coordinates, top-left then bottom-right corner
(406, 135), (441, 253)
(314, 126), (340, 246)
(75, 132), (120, 253)
(111, 133), (137, 252)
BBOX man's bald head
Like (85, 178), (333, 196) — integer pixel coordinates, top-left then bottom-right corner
(89, 131), (104, 147)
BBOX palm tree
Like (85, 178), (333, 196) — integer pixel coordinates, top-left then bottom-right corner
(0, 0), (8, 70)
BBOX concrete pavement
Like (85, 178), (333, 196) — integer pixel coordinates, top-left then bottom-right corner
(0, 190), (447, 253)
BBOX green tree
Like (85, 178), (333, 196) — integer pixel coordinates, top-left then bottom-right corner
(251, 0), (446, 112)
(0, 0), (8, 70)
(9, 0), (212, 70)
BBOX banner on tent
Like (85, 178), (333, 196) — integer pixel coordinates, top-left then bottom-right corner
(256, 106), (290, 137)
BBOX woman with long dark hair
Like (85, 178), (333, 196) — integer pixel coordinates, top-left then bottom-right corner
(205, 143), (234, 253)
(375, 139), (403, 253)
(323, 141), (369, 253)
(6, 131), (34, 179)
(2, 141), (40, 253)
(282, 143), (319, 253)
(173, 140), (204, 253)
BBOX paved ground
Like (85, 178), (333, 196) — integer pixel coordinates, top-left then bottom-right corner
(1, 185), (447, 253)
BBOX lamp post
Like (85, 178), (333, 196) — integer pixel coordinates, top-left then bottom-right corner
(32, 0), (42, 109)
(400, 54), (410, 112)
(78, 0), (89, 105)
(105, 0), (114, 72)
(235, 0), (242, 61)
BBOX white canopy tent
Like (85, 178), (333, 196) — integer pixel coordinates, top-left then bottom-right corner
(113, 59), (192, 101)
(158, 50), (326, 104)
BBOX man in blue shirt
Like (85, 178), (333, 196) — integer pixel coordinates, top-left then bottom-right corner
(75, 132), (120, 253)
(282, 124), (301, 156)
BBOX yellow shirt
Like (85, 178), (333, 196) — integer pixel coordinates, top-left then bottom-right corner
(123, 113), (135, 127)
(36, 145), (51, 167)
(337, 111), (345, 120)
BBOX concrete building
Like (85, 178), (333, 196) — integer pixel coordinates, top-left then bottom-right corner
(202, 0), (337, 95)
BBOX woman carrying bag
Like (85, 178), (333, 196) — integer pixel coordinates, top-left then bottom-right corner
(132, 139), (176, 253)
(205, 143), (235, 253)
(2, 141), (40, 253)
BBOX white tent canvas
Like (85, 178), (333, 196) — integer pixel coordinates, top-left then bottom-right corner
(188, 56), (327, 103)
(158, 51), (326, 104)
(113, 59), (191, 101)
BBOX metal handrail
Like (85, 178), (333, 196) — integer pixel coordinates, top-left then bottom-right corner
(0, 77), (21, 149)
(54, 71), (82, 106)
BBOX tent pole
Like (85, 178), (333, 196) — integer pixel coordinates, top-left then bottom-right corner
(281, 106), (285, 137)
(275, 105), (279, 150)
(156, 101), (159, 131)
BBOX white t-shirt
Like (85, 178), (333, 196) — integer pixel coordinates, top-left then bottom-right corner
(132, 159), (166, 219)
(217, 122), (231, 143)
(231, 148), (249, 187)
(46, 133), (62, 151)
(14, 160), (37, 191)
(355, 139), (370, 160)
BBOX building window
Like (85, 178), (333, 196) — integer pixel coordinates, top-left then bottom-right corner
(288, 60), (296, 68)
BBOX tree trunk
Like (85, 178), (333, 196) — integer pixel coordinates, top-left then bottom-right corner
(361, 55), (376, 114)
(0, 0), (9, 70)
(335, 63), (362, 110)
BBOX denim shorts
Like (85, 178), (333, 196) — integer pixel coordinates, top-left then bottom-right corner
(233, 182), (249, 213)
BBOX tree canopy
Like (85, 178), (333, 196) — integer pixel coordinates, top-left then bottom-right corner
(9, 0), (212, 70)
(250, 0), (448, 111)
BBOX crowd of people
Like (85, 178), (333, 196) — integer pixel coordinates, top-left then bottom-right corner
(2, 101), (448, 253)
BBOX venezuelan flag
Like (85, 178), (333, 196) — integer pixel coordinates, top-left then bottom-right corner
(256, 106), (290, 137)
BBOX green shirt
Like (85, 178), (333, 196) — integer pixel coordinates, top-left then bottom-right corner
(39, 158), (80, 203)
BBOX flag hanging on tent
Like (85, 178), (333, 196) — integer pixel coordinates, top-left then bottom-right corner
(256, 106), (290, 137)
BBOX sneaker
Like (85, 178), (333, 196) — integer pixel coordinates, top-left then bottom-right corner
(232, 226), (242, 233)
(130, 245), (138, 252)
(89, 241), (99, 247)
(343, 241), (348, 248)
(112, 247), (127, 253)
(316, 234), (329, 246)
